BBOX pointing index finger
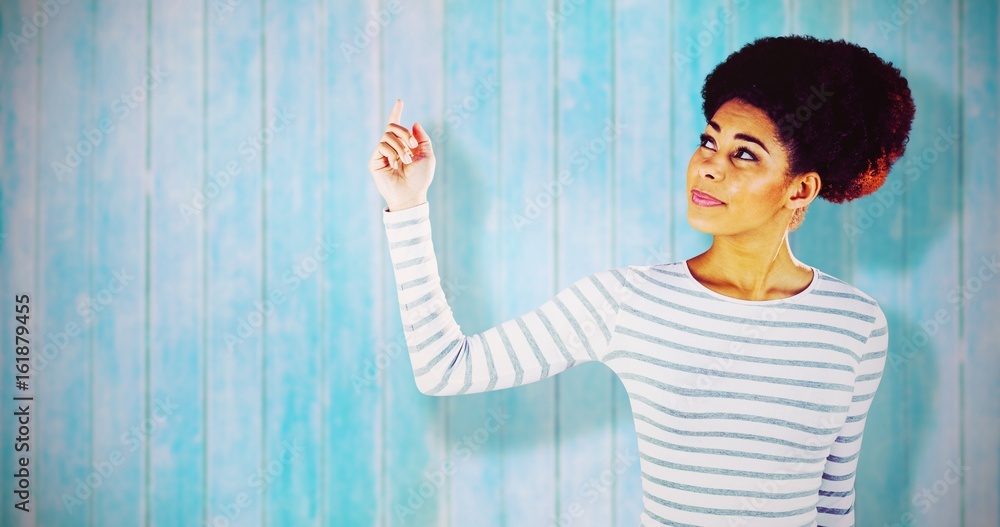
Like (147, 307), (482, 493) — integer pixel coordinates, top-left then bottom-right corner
(389, 98), (403, 125)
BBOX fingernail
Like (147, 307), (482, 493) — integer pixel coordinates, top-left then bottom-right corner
(409, 137), (418, 148)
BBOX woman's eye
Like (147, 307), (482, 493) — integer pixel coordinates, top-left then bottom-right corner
(735, 147), (757, 162)
(698, 134), (757, 162)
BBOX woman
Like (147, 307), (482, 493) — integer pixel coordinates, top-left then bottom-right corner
(367, 35), (915, 527)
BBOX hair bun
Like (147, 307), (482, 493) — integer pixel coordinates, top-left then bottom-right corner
(701, 35), (916, 204)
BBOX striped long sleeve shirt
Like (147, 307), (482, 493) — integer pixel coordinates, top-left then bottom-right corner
(383, 201), (888, 527)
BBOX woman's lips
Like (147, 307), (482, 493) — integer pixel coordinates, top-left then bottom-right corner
(691, 189), (725, 207)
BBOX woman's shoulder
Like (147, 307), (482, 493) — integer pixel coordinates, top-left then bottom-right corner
(803, 267), (887, 326)
(808, 268), (881, 306)
(573, 261), (690, 301)
(598, 260), (700, 300)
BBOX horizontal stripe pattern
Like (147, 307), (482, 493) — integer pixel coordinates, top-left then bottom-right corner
(383, 202), (888, 527)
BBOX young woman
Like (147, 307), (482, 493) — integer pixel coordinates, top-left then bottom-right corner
(368, 35), (915, 527)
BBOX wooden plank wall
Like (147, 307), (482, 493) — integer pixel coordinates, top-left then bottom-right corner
(0, 1), (997, 526)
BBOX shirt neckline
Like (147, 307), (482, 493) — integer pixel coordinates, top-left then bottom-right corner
(681, 260), (819, 305)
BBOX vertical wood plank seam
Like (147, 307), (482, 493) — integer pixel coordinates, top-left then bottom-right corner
(87, 0), (97, 523)
(441, 4), (450, 526)
(377, 0), (387, 522)
(955, 0), (966, 525)
(33, 5), (44, 526)
(609, 0), (618, 524)
(317, 0), (327, 524)
(551, 0), (561, 519)
(901, 7), (912, 502)
(496, 0), (506, 523)
(201, 0), (211, 523)
(260, 0), (268, 522)
(144, 0), (153, 524)
(666, 1), (673, 264)
(669, 0), (676, 258)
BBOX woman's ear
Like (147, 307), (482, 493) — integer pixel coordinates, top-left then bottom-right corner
(786, 172), (820, 232)
(788, 170), (821, 211)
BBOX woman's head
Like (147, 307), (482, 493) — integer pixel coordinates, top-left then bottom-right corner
(686, 35), (916, 235)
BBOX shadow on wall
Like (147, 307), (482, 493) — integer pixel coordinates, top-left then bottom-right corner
(848, 65), (959, 524)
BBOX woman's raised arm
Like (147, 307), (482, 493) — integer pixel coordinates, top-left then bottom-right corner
(382, 201), (627, 395)
(370, 98), (629, 395)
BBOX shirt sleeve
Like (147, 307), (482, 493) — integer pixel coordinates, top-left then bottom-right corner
(815, 302), (889, 526)
(382, 201), (627, 396)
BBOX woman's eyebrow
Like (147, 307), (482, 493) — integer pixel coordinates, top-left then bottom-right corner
(707, 120), (770, 155)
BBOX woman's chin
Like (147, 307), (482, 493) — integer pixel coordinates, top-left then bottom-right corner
(686, 210), (722, 235)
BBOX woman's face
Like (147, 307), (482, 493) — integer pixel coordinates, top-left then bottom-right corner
(685, 98), (810, 236)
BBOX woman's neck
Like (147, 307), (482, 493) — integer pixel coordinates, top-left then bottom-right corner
(687, 230), (813, 301)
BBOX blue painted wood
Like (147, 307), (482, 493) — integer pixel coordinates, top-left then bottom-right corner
(148, 0), (207, 525)
(960, 2), (1000, 526)
(498, 1), (559, 525)
(205, 1), (264, 526)
(904, 1), (963, 525)
(555, 1), (616, 525)
(33, 0), (94, 523)
(0, 0), (39, 525)
(791, 0), (844, 40)
(262, 1), (323, 525)
(847, 2), (911, 524)
(0, 2), (997, 526)
(441, 1), (504, 527)
(90, 0), (148, 524)
(731, 0), (785, 46)
(612, 0), (671, 524)
(324, 0), (382, 525)
(381, 1), (447, 526)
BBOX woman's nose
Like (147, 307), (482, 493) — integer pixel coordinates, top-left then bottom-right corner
(699, 158), (723, 180)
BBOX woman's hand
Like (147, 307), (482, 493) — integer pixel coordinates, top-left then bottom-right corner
(368, 98), (436, 211)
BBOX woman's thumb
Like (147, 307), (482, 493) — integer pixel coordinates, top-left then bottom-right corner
(412, 122), (432, 147)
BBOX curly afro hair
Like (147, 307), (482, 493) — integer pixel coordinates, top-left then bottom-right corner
(701, 35), (916, 205)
